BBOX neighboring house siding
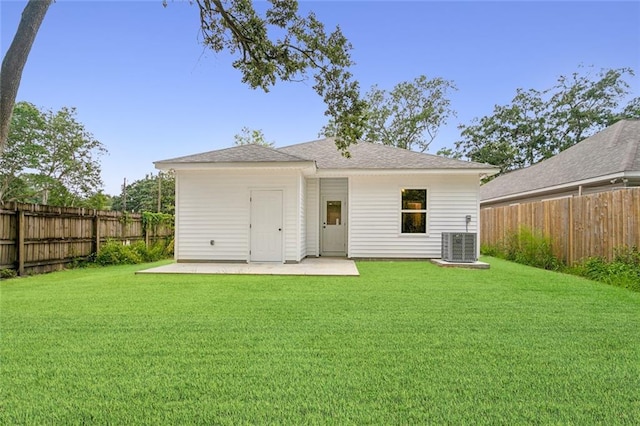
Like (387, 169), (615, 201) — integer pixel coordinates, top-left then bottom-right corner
(175, 169), (301, 262)
(349, 175), (479, 258)
(305, 178), (319, 257)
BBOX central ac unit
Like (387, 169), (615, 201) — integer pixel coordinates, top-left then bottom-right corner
(441, 232), (477, 263)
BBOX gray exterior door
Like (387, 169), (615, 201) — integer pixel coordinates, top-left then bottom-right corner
(320, 177), (348, 257)
(321, 195), (346, 255)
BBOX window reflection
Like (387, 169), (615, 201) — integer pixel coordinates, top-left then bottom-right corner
(401, 189), (427, 234)
(327, 201), (341, 225)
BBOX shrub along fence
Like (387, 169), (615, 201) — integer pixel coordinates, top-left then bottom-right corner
(0, 202), (173, 276)
(481, 187), (640, 265)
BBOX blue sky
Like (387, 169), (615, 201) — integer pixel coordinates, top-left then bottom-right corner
(2, 0), (639, 195)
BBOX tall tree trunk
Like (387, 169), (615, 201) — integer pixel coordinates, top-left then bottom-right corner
(0, 0), (52, 156)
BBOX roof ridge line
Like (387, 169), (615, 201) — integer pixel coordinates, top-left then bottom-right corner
(254, 143), (310, 162)
(278, 137), (336, 150)
(607, 120), (625, 148)
(607, 120), (639, 172)
(624, 126), (640, 171)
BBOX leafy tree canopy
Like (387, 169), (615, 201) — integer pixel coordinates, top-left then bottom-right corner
(0, 101), (45, 202)
(448, 66), (638, 175)
(0, 0), (51, 155)
(0, 101), (106, 206)
(111, 172), (175, 214)
(2, 0), (366, 156)
(192, 0), (367, 152)
(234, 126), (275, 147)
(79, 191), (113, 210)
(320, 75), (457, 152)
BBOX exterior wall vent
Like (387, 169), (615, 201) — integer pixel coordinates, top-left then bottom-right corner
(441, 232), (477, 263)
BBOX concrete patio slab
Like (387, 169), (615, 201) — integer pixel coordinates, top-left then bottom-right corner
(430, 259), (490, 269)
(137, 257), (359, 276)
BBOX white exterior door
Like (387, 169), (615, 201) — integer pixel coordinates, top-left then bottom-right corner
(250, 190), (283, 262)
(321, 195), (346, 256)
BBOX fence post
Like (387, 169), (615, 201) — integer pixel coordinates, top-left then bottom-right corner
(93, 213), (101, 254)
(568, 197), (573, 265)
(119, 212), (125, 243)
(142, 214), (149, 247)
(16, 208), (25, 276)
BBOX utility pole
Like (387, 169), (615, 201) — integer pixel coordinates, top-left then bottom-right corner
(157, 172), (162, 213)
(122, 177), (127, 212)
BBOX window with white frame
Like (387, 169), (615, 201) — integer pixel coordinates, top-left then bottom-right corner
(401, 189), (427, 234)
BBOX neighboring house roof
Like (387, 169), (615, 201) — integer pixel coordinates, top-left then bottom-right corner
(155, 137), (497, 173)
(480, 120), (640, 203)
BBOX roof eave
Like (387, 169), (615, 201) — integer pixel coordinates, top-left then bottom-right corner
(315, 167), (499, 177)
(154, 160), (317, 172)
(480, 170), (638, 204)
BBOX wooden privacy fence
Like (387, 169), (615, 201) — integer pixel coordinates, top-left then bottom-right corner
(481, 188), (640, 265)
(0, 202), (173, 276)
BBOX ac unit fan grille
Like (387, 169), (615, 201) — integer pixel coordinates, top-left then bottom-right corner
(441, 232), (477, 263)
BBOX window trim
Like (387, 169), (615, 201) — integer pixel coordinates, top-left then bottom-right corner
(399, 187), (428, 236)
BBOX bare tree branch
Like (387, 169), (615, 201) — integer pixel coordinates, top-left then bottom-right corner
(0, 0), (52, 156)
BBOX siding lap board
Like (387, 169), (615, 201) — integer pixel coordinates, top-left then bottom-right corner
(349, 175), (479, 258)
(305, 178), (319, 256)
(299, 176), (307, 259)
(176, 170), (301, 262)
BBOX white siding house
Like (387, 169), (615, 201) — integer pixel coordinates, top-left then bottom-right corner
(305, 178), (319, 256)
(348, 174), (480, 258)
(156, 139), (497, 263)
(174, 169), (306, 262)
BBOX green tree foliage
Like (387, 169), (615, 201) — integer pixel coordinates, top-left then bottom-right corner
(434, 147), (462, 159)
(111, 172), (175, 214)
(2, 0), (366, 157)
(0, 0), (52, 155)
(79, 191), (113, 210)
(0, 102), (106, 206)
(192, 0), (366, 152)
(618, 96), (640, 119)
(35, 106), (106, 205)
(320, 75), (456, 152)
(0, 102), (45, 202)
(452, 67), (637, 175)
(234, 126), (275, 147)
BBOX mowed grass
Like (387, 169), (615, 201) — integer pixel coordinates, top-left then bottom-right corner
(1, 259), (639, 424)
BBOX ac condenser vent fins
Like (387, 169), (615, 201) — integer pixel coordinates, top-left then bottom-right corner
(441, 232), (477, 263)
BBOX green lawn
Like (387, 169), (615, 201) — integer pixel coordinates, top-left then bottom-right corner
(1, 259), (639, 424)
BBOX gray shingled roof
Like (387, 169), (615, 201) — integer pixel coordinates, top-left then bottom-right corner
(155, 143), (309, 164)
(278, 138), (493, 169)
(480, 120), (640, 201)
(156, 137), (496, 170)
